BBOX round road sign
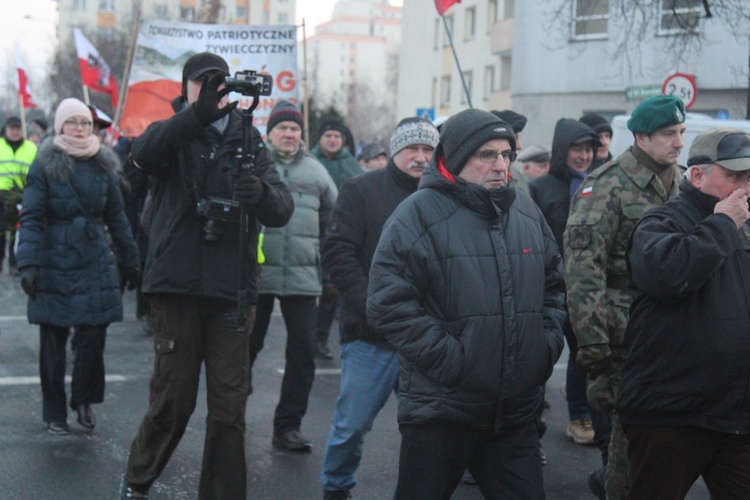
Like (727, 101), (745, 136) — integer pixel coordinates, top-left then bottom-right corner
(662, 73), (697, 109)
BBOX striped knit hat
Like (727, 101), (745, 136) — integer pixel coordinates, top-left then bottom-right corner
(267, 99), (304, 133)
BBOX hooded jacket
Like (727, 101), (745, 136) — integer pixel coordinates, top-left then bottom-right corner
(529, 119), (599, 250)
(131, 97), (294, 302)
(311, 144), (362, 190)
(618, 179), (750, 434)
(17, 141), (139, 326)
(258, 141), (337, 296)
(367, 155), (566, 431)
(323, 160), (420, 346)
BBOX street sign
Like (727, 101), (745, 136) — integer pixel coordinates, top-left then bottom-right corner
(417, 107), (435, 121)
(625, 85), (661, 101)
(662, 73), (698, 109)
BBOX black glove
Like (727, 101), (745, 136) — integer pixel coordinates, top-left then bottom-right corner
(192, 72), (238, 127)
(234, 175), (265, 207)
(124, 267), (140, 291)
(321, 282), (340, 311)
(20, 267), (38, 299)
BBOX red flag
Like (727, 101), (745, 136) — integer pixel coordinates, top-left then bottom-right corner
(73, 28), (119, 107)
(434, 0), (461, 15)
(14, 45), (37, 108)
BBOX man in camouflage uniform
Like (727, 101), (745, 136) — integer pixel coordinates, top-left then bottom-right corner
(563, 94), (687, 500)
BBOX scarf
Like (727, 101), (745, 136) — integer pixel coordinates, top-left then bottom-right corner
(53, 134), (100, 160)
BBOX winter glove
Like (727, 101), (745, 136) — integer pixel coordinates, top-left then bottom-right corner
(20, 267), (39, 299)
(192, 72), (238, 127)
(124, 267), (140, 291)
(234, 175), (265, 207)
(321, 282), (340, 311)
(576, 343), (611, 376)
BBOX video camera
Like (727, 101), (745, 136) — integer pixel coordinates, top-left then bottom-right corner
(225, 70), (273, 97)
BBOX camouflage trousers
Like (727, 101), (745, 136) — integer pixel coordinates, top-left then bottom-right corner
(587, 363), (629, 500)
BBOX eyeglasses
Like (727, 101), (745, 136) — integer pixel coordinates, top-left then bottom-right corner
(63, 120), (93, 129)
(474, 149), (517, 164)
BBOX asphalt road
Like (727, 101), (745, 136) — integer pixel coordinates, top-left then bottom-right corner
(0, 270), (708, 499)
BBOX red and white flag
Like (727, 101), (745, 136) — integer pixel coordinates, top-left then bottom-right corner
(14, 45), (37, 108)
(434, 0), (461, 15)
(73, 28), (119, 107)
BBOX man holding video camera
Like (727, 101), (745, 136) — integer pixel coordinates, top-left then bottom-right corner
(120, 52), (294, 499)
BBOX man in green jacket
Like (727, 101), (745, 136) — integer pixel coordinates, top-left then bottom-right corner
(0, 116), (37, 275)
(311, 117), (362, 359)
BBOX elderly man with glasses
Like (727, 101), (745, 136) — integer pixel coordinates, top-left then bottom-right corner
(367, 108), (566, 499)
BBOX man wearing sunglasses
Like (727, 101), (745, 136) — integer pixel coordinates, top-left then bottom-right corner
(367, 108), (566, 499)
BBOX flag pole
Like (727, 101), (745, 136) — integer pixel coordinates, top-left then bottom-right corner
(17, 94), (27, 138)
(114, 9), (141, 131)
(301, 18), (310, 148)
(439, 9), (472, 108)
(83, 86), (90, 105)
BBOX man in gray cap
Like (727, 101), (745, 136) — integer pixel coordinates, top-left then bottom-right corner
(367, 109), (566, 499)
(360, 142), (388, 171)
(619, 127), (750, 498)
(518, 144), (551, 181)
(564, 94), (687, 500)
(320, 117), (438, 499)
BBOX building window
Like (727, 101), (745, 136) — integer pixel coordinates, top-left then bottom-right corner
(236, 6), (246, 18)
(487, 0), (497, 31)
(441, 75), (451, 106)
(443, 15), (454, 47)
(73, 0), (86, 10)
(503, 0), (515, 18)
(97, 27), (116, 42)
(573, 0), (609, 40)
(180, 7), (194, 20)
(99, 0), (115, 12)
(659, 0), (701, 34)
(279, 13), (288, 24)
(465, 7), (476, 39)
(153, 3), (168, 19)
(484, 65), (495, 100)
(460, 71), (473, 104)
(434, 18), (440, 50)
(500, 55), (512, 90)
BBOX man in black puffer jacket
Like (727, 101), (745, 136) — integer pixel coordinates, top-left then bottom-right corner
(367, 109), (566, 500)
(618, 127), (750, 499)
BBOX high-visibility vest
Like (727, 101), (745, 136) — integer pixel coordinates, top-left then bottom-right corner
(0, 139), (37, 192)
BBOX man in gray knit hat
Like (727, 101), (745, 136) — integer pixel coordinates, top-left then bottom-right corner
(367, 109), (566, 499)
(320, 117), (438, 500)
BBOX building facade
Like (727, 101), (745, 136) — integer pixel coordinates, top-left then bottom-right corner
(398, 0), (750, 148)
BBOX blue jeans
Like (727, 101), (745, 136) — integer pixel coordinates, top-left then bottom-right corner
(321, 340), (399, 492)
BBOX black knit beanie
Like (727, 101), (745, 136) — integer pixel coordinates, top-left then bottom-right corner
(318, 117), (346, 138)
(440, 109), (517, 174)
(267, 99), (304, 133)
(579, 112), (613, 136)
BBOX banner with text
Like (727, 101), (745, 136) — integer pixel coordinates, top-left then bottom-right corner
(120, 19), (299, 137)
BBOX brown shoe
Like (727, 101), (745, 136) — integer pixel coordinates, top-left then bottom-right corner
(566, 418), (595, 445)
(273, 430), (312, 452)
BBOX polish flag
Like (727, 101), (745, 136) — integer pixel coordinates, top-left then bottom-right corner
(434, 0), (462, 15)
(73, 28), (119, 107)
(14, 45), (37, 108)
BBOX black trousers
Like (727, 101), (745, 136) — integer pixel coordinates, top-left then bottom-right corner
(249, 294), (317, 435)
(125, 294), (251, 498)
(395, 420), (545, 500)
(624, 424), (750, 500)
(39, 324), (107, 423)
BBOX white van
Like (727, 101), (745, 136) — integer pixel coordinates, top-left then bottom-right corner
(609, 113), (750, 166)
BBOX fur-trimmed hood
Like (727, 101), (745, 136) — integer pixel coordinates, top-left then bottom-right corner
(35, 137), (121, 183)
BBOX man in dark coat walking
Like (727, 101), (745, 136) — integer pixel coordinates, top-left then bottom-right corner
(618, 127), (750, 499)
(320, 117), (439, 499)
(119, 53), (294, 499)
(367, 109), (566, 499)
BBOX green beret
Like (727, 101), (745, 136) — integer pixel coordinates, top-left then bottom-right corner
(627, 95), (686, 135)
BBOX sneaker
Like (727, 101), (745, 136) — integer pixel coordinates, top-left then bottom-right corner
(272, 429), (312, 452)
(566, 418), (595, 445)
(47, 421), (70, 435)
(588, 467), (606, 500)
(323, 490), (352, 500)
(315, 342), (334, 360)
(76, 404), (96, 430)
(119, 477), (149, 499)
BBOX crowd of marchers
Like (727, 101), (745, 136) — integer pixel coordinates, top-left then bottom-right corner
(1, 52), (749, 500)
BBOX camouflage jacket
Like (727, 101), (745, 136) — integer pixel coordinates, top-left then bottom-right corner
(563, 147), (682, 361)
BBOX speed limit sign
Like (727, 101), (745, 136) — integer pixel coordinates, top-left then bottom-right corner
(662, 73), (697, 109)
